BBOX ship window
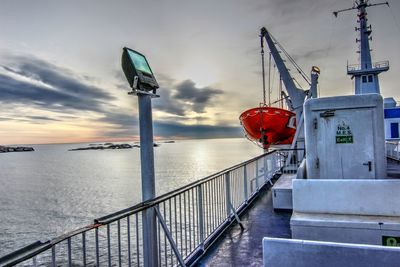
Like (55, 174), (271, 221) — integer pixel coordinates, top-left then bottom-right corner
(368, 75), (373, 83)
(362, 75), (367, 83)
(391, 123), (399, 139)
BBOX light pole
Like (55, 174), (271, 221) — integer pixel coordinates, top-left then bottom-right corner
(137, 91), (158, 267)
(121, 47), (160, 267)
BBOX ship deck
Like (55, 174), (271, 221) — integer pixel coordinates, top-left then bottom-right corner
(196, 158), (400, 266)
(196, 182), (291, 267)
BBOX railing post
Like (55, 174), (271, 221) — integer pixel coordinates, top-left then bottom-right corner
(225, 172), (232, 217)
(51, 246), (56, 267)
(197, 184), (205, 248)
(272, 152), (277, 174)
(391, 143), (394, 158)
(243, 165), (248, 202)
(263, 156), (267, 182)
(255, 160), (259, 190)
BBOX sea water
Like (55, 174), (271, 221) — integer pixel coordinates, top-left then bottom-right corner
(0, 138), (261, 257)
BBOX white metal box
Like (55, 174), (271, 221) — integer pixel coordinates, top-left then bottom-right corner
(304, 94), (386, 179)
(272, 174), (295, 210)
(291, 212), (400, 246)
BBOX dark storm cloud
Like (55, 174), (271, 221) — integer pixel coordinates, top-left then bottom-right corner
(0, 56), (115, 113)
(0, 73), (107, 113)
(153, 89), (186, 116)
(0, 115), (59, 124)
(154, 121), (242, 139)
(3, 56), (113, 101)
(152, 79), (224, 116)
(174, 80), (223, 113)
(26, 116), (61, 122)
(98, 112), (138, 126)
(97, 110), (241, 139)
(94, 112), (138, 138)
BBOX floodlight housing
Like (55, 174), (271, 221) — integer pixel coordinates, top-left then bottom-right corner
(122, 47), (159, 91)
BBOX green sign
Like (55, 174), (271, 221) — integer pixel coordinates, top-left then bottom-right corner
(382, 236), (400, 247)
(336, 121), (353, 144)
(336, 136), (353, 144)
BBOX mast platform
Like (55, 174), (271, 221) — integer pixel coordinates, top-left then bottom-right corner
(347, 61), (389, 75)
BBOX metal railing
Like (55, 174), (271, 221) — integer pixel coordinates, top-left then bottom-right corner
(386, 141), (400, 161)
(0, 149), (303, 267)
(347, 60), (389, 72)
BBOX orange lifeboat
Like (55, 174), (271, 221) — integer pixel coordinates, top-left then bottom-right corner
(239, 106), (296, 149)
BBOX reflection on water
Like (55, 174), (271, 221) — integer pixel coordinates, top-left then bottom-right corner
(0, 138), (261, 256)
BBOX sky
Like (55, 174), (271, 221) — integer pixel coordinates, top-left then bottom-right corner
(1, 0), (400, 145)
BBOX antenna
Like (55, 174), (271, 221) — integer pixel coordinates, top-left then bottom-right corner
(333, 0), (389, 17)
(334, 0), (390, 95)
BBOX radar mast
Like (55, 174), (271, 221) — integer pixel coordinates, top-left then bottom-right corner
(334, 0), (389, 95)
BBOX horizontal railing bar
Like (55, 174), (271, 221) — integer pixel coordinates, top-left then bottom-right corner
(50, 225), (99, 246)
(0, 241), (51, 267)
(0, 224), (102, 266)
(95, 149), (296, 224)
(96, 149), (302, 224)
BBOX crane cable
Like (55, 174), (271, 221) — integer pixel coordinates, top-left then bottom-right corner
(270, 33), (311, 86)
(260, 32), (267, 106)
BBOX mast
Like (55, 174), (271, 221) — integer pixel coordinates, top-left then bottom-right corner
(334, 0), (389, 95)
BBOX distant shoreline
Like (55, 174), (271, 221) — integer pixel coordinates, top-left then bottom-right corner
(0, 145), (34, 153)
(1, 137), (244, 147)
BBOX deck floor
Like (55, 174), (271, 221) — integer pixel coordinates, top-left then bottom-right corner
(196, 184), (291, 267)
(197, 159), (400, 266)
(387, 158), (400, 178)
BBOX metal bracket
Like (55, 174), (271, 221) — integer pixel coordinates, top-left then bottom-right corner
(320, 110), (335, 118)
(155, 207), (186, 266)
(228, 202), (244, 230)
(128, 89), (160, 98)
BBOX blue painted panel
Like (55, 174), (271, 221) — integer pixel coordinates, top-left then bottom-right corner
(391, 123), (399, 138)
(385, 108), (400, 119)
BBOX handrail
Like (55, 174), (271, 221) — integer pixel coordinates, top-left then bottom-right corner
(347, 60), (389, 72)
(0, 148), (303, 267)
(95, 149), (283, 224)
(386, 141), (400, 161)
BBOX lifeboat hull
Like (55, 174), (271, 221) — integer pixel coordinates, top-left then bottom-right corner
(239, 107), (296, 149)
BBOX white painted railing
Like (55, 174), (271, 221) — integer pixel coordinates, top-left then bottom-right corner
(386, 141), (400, 161)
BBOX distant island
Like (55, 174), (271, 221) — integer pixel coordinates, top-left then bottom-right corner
(0, 145), (34, 153)
(69, 142), (162, 151)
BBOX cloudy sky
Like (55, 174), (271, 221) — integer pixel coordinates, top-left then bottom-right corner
(1, 0), (399, 145)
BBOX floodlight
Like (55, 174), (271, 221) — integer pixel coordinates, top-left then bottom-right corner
(122, 47), (159, 92)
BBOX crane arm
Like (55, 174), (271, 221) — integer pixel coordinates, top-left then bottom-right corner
(261, 27), (305, 111)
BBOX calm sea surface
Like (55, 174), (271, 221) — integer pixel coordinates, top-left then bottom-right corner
(0, 138), (261, 257)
